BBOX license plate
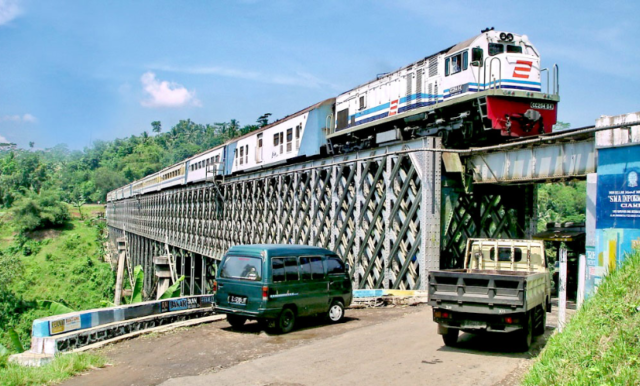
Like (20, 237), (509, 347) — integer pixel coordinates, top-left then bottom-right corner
(228, 295), (247, 305)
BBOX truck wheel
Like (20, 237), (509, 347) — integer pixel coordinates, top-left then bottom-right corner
(518, 311), (533, 351)
(534, 305), (546, 336)
(276, 307), (296, 334)
(442, 329), (459, 347)
(226, 314), (247, 329)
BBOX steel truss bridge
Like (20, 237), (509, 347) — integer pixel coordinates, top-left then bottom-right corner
(106, 126), (608, 300)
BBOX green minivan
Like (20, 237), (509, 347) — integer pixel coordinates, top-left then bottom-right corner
(213, 244), (353, 333)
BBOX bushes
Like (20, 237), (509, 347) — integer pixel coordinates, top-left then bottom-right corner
(11, 190), (70, 232)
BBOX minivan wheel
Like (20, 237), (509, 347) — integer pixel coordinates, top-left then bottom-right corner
(227, 314), (247, 329)
(327, 300), (345, 323)
(277, 308), (296, 334)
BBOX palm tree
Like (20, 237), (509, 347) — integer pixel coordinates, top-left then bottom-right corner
(151, 121), (162, 134)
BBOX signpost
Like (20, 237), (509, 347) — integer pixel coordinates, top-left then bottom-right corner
(558, 247), (567, 332)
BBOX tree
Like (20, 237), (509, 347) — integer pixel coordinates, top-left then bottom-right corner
(11, 189), (70, 232)
(553, 121), (571, 132)
(70, 192), (87, 220)
(257, 113), (272, 128)
(29, 142), (35, 148)
(151, 121), (162, 134)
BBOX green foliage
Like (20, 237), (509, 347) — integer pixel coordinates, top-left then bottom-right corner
(10, 190), (70, 232)
(131, 265), (144, 304)
(0, 218), (114, 350)
(160, 276), (185, 299)
(537, 181), (586, 232)
(7, 330), (23, 354)
(35, 300), (75, 316)
(522, 249), (640, 386)
(0, 352), (106, 386)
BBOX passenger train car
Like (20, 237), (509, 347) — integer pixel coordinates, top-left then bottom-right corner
(108, 29), (559, 202)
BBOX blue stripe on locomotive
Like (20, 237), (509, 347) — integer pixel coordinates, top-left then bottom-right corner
(344, 80), (543, 130)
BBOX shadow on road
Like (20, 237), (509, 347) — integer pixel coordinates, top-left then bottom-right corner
(220, 316), (361, 336)
(436, 325), (556, 359)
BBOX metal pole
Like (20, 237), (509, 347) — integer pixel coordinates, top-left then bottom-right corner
(558, 247), (567, 332)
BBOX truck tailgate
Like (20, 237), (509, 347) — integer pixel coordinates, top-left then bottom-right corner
(428, 269), (544, 314)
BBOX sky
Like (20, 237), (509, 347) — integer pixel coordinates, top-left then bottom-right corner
(0, 0), (638, 150)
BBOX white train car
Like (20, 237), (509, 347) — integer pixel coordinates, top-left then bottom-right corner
(225, 98), (335, 174)
(330, 29), (558, 150)
(185, 145), (226, 184)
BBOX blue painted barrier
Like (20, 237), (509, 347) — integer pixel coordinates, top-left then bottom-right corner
(31, 295), (213, 338)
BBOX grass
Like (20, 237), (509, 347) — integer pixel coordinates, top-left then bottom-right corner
(522, 249), (640, 386)
(0, 353), (106, 386)
(67, 204), (104, 220)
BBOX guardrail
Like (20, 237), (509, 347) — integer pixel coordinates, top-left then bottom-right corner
(29, 295), (214, 355)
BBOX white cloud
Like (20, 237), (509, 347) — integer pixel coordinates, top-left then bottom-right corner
(140, 72), (200, 108)
(22, 113), (37, 122)
(0, 0), (22, 26)
(152, 64), (341, 90)
(0, 113), (37, 122)
(0, 134), (9, 143)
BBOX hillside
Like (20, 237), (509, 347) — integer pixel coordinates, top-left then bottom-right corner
(522, 249), (640, 385)
(0, 206), (114, 351)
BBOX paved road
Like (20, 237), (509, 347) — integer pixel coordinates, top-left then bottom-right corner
(160, 305), (555, 386)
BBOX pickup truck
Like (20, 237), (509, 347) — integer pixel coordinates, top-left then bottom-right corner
(428, 238), (551, 350)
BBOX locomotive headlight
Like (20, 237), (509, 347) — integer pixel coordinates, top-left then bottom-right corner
(500, 32), (507, 41)
(506, 33), (514, 41)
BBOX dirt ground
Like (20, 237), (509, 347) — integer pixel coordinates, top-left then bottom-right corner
(61, 305), (422, 386)
(61, 302), (574, 386)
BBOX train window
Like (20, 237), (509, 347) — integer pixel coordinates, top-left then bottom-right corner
(245, 145), (248, 164)
(239, 146), (244, 165)
(444, 58), (449, 76)
(472, 47), (484, 65)
(506, 45), (523, 54)
(274, 133), (279, 146)
(489, 43), (504, 56)
(256, 134), (263, 163)
(295, 125), (301, 150)
(359, 95), (366, 110)
(446, 53), (462, 76)
(286, 128), (293, 152)
(279, 132), (284, 154)
(463, 51), (468, 70)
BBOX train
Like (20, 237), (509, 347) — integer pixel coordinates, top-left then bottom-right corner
(108, 28), (559, 202)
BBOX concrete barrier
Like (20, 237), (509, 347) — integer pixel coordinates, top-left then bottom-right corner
(29, 295), (213, 354)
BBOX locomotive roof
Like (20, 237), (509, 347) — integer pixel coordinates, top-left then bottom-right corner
(337, 34), (484, 96)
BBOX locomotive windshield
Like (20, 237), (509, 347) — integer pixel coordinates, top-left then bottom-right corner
(488, 43), (504, 56)
(506, 45), (523, 53)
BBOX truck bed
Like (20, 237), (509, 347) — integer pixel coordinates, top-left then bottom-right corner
(428, 269), (547, 314)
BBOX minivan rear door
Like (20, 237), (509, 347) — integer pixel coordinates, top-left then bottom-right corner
(216, 255), (264, 314)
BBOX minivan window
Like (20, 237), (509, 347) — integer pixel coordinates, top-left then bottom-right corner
(300, 256), (324, 280)
(325, 256), (345, 274)
(221, 256), (262, 281)
(273, 257), (299, 282)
